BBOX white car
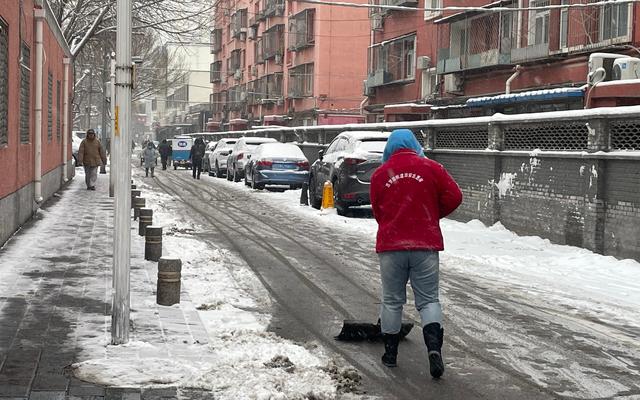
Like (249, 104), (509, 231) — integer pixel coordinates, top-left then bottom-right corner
(208, 138), (237, 178)
(227, 137), (278, 182)
(203, 141), (217, 172)
(71, 130), (85, 166)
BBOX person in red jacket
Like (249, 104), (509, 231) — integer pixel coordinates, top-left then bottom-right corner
(370, 128), (462, 378)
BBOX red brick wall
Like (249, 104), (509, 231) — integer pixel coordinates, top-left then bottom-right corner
(0, 2), (71, 200)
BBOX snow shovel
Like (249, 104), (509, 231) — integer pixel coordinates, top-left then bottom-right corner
(335, 319), (414, 341)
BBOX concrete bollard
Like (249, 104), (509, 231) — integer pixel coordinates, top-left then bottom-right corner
(145, 226), (163, 261)
(300, 182), (309, 206)
(131, 190), (141, 209)
(157, 257), (181, 306)
(133, 197), (145, 220)
(138, 208), (153, 236)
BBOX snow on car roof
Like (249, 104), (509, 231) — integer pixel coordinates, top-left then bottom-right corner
(256, 143), (305, 158)
(340, 131), (391, 141)
(242, 137), (278, 144)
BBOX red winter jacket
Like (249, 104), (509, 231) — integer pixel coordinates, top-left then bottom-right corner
(370, 149), (463, 253)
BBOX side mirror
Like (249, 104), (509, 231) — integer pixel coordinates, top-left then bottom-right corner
(318, 149), (324, 161)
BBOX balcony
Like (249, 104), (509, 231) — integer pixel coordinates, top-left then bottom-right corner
(263, 0), (285, 18)
(249, 12), (263, 27)
(231, 9), (248, 39)
(288, 63), (313, 98)
(255, 38), (265, 64)
(367, 34), (416, 87)
(210, 29), (222, 53)
(288, 9), (315, 51)
(210, 61), (222, 83)
(263, 24), (284, 60)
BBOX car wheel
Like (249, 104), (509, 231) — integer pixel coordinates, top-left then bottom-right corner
(332, 178), (349, 216)
(309, 175), (321, 209)
(251, 174), (264, 190)
(215, 163), (223, 178)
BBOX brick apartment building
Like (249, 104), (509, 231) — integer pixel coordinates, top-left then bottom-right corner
(365, 0), (640, 120)
(208, 0), (371, 130)
(0, 0), (74, 246)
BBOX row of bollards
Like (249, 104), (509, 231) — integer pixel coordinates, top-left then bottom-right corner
(130, 183), (181, 307)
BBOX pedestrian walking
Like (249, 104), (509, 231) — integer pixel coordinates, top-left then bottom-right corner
(189, 138), (206, 179)
(158, 139), (171, 170)
(142, 142), (158, 177)
(77, 129), (107, 190)
(369, 129), (463, 378)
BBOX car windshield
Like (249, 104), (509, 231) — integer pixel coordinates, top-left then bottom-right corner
(356, 139), (388, 154)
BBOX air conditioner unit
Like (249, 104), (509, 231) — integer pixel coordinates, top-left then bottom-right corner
(234, 69), (242, 80)
(240, 91), (248, 101)
(371, 14), (383, 31)
(363, 79), (374, 96)
(588, 53), (626, 85)
(444, 73), (463, 93)
(275, 54), (283, 65)
(416, 56), (431, 70)
(260, 98), (273, 104)
(612, 57), (640, 80)
(239, 32), (247, 41)
(251, 65), (258, 77)
(223, 9), (230, 16)
(276, 97), (284, 106)
(249, 27), (257, 40)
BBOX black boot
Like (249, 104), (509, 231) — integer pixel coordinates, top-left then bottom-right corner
(381, 333), (400, 367)
(423, 323), (445, 378)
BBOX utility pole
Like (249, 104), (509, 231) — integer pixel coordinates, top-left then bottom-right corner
(112, 0), (132, 345)
(99, 63), (107, 175)
(109, 53), (116, 198)
(86, 68), (92, 130)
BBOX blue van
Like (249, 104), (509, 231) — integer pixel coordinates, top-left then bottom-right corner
(172, 136), (194, 170)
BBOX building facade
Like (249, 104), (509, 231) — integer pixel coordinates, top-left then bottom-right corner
(0, 0), (74, 246)
(366, 0), (640, 120)
(209, 0), (371, 130)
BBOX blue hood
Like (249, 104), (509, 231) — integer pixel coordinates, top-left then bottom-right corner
(382, 129), (424, 162)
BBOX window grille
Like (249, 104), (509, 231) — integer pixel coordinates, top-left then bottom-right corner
(610, 119), (640, 150)
(56, 81), (61, 141)
(435, 126), (488, 149)
(504, 122), (588, 150)
(20, 43), (30, 144)
(47, 72), (53, 141)
(0, 19), (8, 147)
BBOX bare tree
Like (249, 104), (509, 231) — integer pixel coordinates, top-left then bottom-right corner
(49, 0), (214, 58)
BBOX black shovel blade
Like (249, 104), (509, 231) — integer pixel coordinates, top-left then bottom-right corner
(335, 320), (414, 341)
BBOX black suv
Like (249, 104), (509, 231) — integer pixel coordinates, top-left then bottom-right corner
(308, 131), (390, 214)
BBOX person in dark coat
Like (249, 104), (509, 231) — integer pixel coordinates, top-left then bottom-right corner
(77, 129), (107, 190)
(158, 139), (171, 170)
(370, 129), (463, 377)
(189, 138), (206, 179)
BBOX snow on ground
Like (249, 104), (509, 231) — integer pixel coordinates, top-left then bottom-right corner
(65, 165), (640, 399)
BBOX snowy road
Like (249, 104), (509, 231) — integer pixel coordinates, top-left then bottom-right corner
(144, 168), (640, 400)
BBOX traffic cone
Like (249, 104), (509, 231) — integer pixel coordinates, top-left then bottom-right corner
(321, 181), (334, 210)
(300, 182), (309, 206)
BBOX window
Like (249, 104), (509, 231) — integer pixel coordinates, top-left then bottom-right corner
(424, 0), (441, 20)
(210, 61), (222, 82)
(56, 81), (61, 141)
(47, 72), (52, 141)
(288, 63), (314, 98)
(20, 43), (30, 144)
(263, 24), (284, 60)
(450, 22), (467, 58)
(288, 9), (315, 51)
(369, 34), (416, 83)
(528, 0), (550, 45)
(601, 0), (628, 40)
(0, 19), (8, 147)
(559, 0), (569, 49)
(421, 68), (437, 98)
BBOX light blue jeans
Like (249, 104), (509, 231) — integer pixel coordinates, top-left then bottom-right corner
(379, 250), (442, 334)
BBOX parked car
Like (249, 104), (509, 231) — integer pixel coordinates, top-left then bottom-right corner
(308, 131), (391, 214)
(226, 137), (278, 182)
(202, 140), (217, 172)
(244, 143), (310, 190)
(71, 131), (85, 166)
(208, 138), (237, 178)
